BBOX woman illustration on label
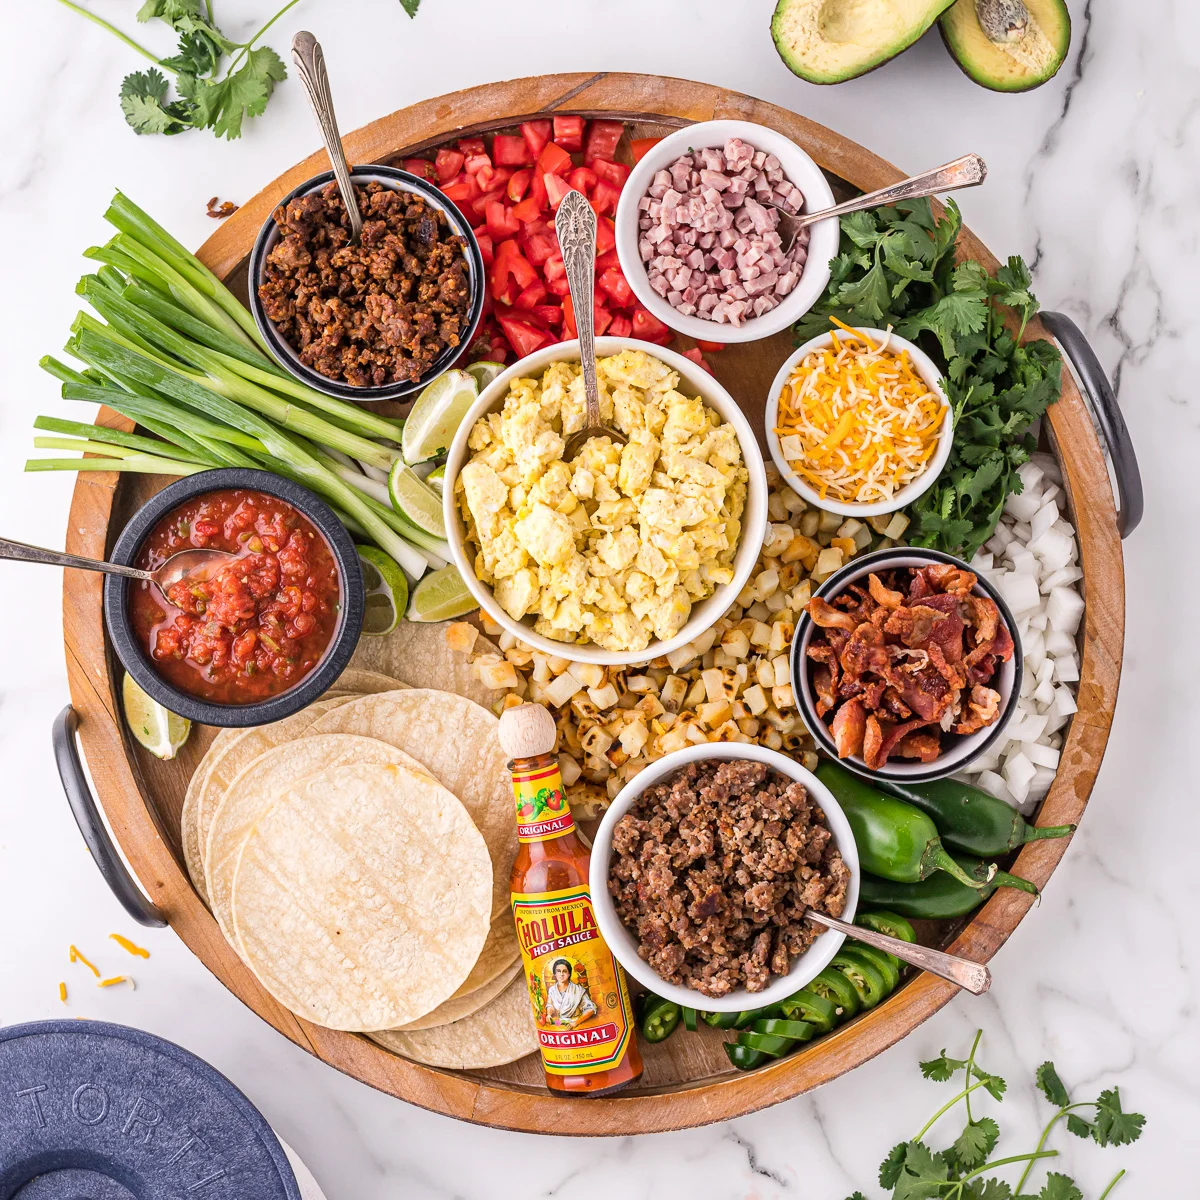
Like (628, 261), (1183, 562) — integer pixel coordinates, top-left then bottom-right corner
(543, 958), (598, 1029)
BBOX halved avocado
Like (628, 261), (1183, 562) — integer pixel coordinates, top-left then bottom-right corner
(772, 0), (957, 85)
(940, 0), (1071, 92)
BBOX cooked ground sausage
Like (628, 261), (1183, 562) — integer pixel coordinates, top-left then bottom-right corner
(608, 758), (849, 998)
(258, 180), (472, 387)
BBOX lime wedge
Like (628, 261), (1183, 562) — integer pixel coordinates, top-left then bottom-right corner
(388, 459), (446, 538)
(122, 674), (190, 760)
(357, 545), (408, 635)
(408, 565), (479, 622)
(424, 464), (446, 495)
(401, 368), (478, 464)
(465, 360), (505, 392)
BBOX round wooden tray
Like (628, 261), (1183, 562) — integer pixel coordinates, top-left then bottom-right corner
(61, 72), (1125, 1135)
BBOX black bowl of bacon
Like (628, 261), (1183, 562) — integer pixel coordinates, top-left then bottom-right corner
(792, 547), (1022, 783)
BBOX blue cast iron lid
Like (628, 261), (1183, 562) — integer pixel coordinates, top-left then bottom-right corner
(0, 1019), (301, 1200)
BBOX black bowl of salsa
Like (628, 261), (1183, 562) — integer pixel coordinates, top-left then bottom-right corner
(105, 469), (364, 728)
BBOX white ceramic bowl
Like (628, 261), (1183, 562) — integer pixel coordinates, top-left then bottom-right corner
(442, 336), (768, 666)
(614, 120), (839, 345)
(766, 328), (954, 519)
(792, 547), (1024, 783)
(590, 744), (860, 1013)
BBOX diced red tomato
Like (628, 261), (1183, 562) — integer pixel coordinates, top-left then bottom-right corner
(543, 253), (566, 282)
(545, 274), (571, 298)
(475, 163), (497, 192)
(682, 346), (713, 373)
(457, 136), (486, 155)
(552, 115), (585, 153)
(522, 228), (559, 266)
(496, 310), (553, 358)
(513, 279), (548, 310)
(696, 340), (726, 352)
(507, 168), (532, 203)
(486, 201), (521, 240)
(435, 148), (465, 183)
(463, 153), (492, 177)
(584, 119), (624, 163)
(562, 294), (577, 339)
(441, 175), (478, 206)
(595, 248), (621, 273)
(492, 134), (533, 166)
(402, 157), (436, 182)
(543, 172), (572, 210)
(598, 267), (635, 308)
(520, 120), (552, 158)
(511, 196), (542, 223)
(491, 239), (538, 302)
(536, 142), (573, 178)
(529, 170), (549, 210)
(594, 306), (614, 336)
(590, 179), (622, 217)
(632, 306), (673, 344)
(591, 158), (631, 187)
(609, 314), (633, 338)
(469, 186), (503, 221)
(595, 217), (616, 256)
(533, 304), (563, 328)
(630, 137), (662, 164)
(475, 232), (494, 267)
(567, 166), (597, 196)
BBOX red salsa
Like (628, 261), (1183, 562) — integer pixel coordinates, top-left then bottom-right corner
(131, 489), (342, 705)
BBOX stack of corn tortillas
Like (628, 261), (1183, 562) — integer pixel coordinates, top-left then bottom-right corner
(181, 621), (537, 1070)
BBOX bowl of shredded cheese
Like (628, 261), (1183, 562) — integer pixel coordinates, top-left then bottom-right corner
(765, 321), (952, 517)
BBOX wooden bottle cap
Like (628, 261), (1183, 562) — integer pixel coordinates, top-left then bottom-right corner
(498, 703), (557, 758)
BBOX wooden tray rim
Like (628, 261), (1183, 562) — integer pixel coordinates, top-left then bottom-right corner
(62, 71), (1125, 1136)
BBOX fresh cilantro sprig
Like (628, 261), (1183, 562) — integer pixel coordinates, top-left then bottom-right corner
(794, 199), (1063, 560)
(843, 1031), (1145, 1200)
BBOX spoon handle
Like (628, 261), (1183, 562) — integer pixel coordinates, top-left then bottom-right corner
(291, 31), (363, 242)
(0, 537), (152, 582)
(797, 154), (988, 231)
(805, 909), (991, 996)
(556, 191), (601, 432)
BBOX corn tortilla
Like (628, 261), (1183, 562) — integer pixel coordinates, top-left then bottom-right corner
(232, 762), (491, 1032)
(393, 957), (522, 1033)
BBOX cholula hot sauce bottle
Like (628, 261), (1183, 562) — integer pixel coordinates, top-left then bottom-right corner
(498, 703), (643, 1096)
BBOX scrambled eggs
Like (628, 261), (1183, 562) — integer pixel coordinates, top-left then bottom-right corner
(457, 350), (748, 653)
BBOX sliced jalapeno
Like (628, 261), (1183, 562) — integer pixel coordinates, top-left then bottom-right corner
(779, 988), (838, 1033)
(682, 1006), (697, 1032)
(841, 943), (900, 992)
(704, 1010), (742, 1030)
(734, 1003), (783, 1029)
(724, 1042), (769, 1071)
(855, 909), (917, 969)
(640, 996), (681, 1042)
(752, 1018), (815, 1043)
(831, 949), (888, 1009)
(737, 1030), (792, 1057)
(807, 966), (860, 1020)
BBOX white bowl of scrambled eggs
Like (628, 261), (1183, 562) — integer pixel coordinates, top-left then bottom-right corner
(443, 339), (768, 666)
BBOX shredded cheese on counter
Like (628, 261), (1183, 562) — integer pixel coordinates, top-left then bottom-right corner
(98, 976), (135, 990)
(69, 945), (100, 978)
(110, 933), (150, 959)
(59, 982), (67, 1005)
(775, 320), (945, 503)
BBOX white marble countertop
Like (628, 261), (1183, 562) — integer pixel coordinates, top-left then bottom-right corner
(0, 2), (1192, 1194)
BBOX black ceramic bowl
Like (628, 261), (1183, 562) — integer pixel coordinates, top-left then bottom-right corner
(791, 546), (1023, 783)
(104, 469), (364, 728)
(247, 164), (486, 403)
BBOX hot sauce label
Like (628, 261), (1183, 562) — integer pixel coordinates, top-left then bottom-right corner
(511, 885), (636, 1076)
(511, 762), (575, 843)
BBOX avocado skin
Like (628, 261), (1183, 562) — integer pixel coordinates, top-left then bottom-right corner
(771, 0), (958, 85)
(939, 0), (1072, 93)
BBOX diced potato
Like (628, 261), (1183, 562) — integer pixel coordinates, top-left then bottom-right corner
(570, 695), (599, 722)
(547, 655), (571, 673)
(588, 682), (620, 709)
(772, 683), (795, 710)
(691, 626), (719, 656)
(505, 647), (534, 667)
(747, 600), (771, 623)
(852, 524), (873, 551)
(497, 629), (518, 652)
(767, 491), (788, 521)
(711, 648), (735, 670)
(625, 674), (654, 694)
(445, 622), (478, 655)
(660, 726), (689, 754)
(743, 683), (768, 716)
(789, 580), (812, 610)
(661, 675), (688, 712)
(559, 754), (582, 786)
(701, 667), (725, 704)
(619, 719), (649, 756)
(831, 536), (856, 558)
(755, 659), (776, 689)
(667, 642), (698, 672)
(818, 510), (842, 535)
(813, 547), (844, 580)
(721, 628), (751, 659)
(748, 621), (772, 648)
(480, 613), (504, 637)
(737, 716), (761, 738)
(684, 677), (707, 708)
(764, 591), (788, 615)
(866, 514), (892, 535)
(580, 725), (614, 757)
(763, 523), (794, 556)
(635, 694), (665, 720)
(771, 655), (790, 685)
(685, 722), (708, 745)
(501, 692), (525, 710)
(781, 487), (806, 514)
(799, 510), (820, 538)
(756, 568), (779, 599)
(763, 726), (783, 750)
(568, 661), (606, 688)
(476, 656), (519, 690)
(698, 699), (733, 728)
(768, 620), (793, 658)
(543, 672), (584, 708)
(884, 512), (909, 540)
(836, 518), (863, 539)
(530, 652), (552, 685)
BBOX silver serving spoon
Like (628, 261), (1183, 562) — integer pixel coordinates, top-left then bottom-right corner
(0, 537), (237, 594)
(291, 31), (364, 244)
(556, 190), (628, 460)
(805, 909), (991, 996)
(767, 153), (988, 255)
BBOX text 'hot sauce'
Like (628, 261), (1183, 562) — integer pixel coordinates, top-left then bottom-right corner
(498, 703), (643, 1096)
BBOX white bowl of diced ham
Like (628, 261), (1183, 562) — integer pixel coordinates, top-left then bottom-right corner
(615, 121), (839, 344)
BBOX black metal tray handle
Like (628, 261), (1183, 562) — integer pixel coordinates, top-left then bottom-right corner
(53, 705), (166, 928)
(1040, 311), (1143, 537)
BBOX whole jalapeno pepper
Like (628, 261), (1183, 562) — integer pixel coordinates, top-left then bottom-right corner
(878, 776), (1075, 857)
(858, 855), (1038, 920)
(815, 761), (992, 890)
(640, 995), (680, 1043)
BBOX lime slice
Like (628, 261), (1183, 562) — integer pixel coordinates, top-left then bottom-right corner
(425, 465), (445, 495)
(465, 360), (505, 392)
(122, 674), (190, 760)
(401, 368), (477, 464)
(357, 545), (408, 636)
(408, 565), (479, 622)
(388, 459), (446, 538)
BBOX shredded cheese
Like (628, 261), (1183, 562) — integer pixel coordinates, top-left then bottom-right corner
(110, 933), (150, 959)
(69, 946), (100, 978)
(59, 982), (68, 1005)
(98, 976), (135, 990)
(775, 320), (945, 503)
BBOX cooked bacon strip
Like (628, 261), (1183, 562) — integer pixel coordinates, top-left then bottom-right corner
(893, 731), (942, 762)
(954, 684), (1002, 735)
(830, 698), (867, 758)
(807, 597), (859, 631)
(868, 573), (905, 609)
